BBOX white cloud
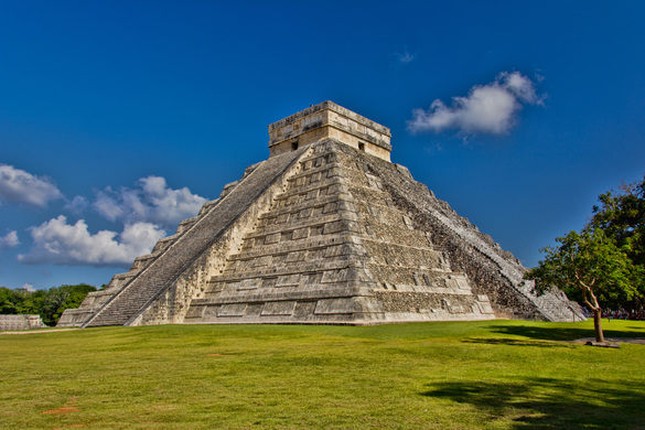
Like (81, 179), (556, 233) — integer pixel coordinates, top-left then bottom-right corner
(64, 195), (89, 215)
(21, 283), (35, 292)
(408, 71), (542, 135)
(18, 215), (165, 266)
(93, 189), (125, 222)
(0, 164), (63, 207)
(397, 51), (415, 64)
(15, 175), (205, 267)
(0, 230), (19, 248)
(93, 176), (206, 228)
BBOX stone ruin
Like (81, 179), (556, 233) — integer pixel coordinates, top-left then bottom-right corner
(58, 101), (584, 327)
(0, 314), (47, 330)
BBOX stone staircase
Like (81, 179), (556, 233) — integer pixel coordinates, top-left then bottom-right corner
(83, 149), (303, 327)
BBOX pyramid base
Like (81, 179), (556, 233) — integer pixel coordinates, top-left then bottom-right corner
(182, 293), (497, 326)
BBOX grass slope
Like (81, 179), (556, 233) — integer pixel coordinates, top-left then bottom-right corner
(1, 319), (644, 429)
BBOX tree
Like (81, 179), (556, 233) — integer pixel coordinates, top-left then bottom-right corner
(588, 177), (645, 315)
(40, 284), (96, 326)
(0, 284), (96, 326)
(0, 287), (20, 314)
(527, 176), (645, 343)
(527, 229), (641, 342)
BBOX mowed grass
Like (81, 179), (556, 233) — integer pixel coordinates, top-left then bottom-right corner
(1, 320), (644, 429)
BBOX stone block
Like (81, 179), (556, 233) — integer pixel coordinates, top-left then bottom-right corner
(314, 298), (356, 315)
(276, 274), (300, 288)
(286, 250), (306, 262)
(217, 304), (247, 317)
(264, 233), (281, 245)
(236, 279), (260, 290)
(323, 221), (343, 235)
(320, 268), (361, 283)
(261, 301), (296, 316)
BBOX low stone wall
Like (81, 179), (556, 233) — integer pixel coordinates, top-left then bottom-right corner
(0, 314), (47, 330)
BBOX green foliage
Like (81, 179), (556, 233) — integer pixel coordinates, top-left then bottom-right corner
(0, 286), (45, 315)
(0, 287), (19, 314)
(528, 177), (645, 313)
(590, 176), (645, 266)
(589, 177), (645, 312)
(527, 176), (645, 341)
(529, 229), (640, 310)
(0, 284), (96, 326)
(40, 284), (97, 326)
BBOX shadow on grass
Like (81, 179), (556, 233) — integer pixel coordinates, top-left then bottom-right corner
(462, 338), (574, 348)
(421, 377), (644, 429)
(490, 325), (645, 342)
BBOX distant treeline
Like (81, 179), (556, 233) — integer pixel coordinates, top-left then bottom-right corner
(0, 284), (97, 326)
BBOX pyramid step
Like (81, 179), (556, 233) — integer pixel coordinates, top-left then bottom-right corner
(84, 148), (305, 327)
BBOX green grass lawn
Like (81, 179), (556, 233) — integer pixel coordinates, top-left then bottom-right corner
(1, 319), (644, 429)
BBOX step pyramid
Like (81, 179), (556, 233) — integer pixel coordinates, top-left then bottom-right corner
(58, 101), (584, 327)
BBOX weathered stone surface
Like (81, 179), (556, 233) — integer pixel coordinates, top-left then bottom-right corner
(0, 314), (46, 330)
(269, 101), (392, 161)
(82, 148), (303, 327)
(59, 101), (584, 327)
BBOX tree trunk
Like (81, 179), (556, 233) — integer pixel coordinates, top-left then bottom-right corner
(593, 308), (605, 343)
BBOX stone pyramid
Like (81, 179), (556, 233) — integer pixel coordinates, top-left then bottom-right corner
(59, 101), (584, 327)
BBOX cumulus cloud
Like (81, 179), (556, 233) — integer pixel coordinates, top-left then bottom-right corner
(408, 71), (542, 135)
(18, 215), (165, 266)
(93, 176), (206, 228)
(15, 175), (205, 267)
(0, 230), (19, 248)
(0, 164), (63, 207)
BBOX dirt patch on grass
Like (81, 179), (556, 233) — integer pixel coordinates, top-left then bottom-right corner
(574, 337), (645, 345)
(42, 398), (80, 415)
(42, 406), (80, 415)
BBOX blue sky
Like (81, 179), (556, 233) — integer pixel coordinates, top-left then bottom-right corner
(1, 1), (643, 290)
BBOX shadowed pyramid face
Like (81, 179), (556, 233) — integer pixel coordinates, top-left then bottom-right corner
(58, 103), (584, 328)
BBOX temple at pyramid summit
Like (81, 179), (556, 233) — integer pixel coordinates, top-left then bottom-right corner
(59, 101), (584, 327)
